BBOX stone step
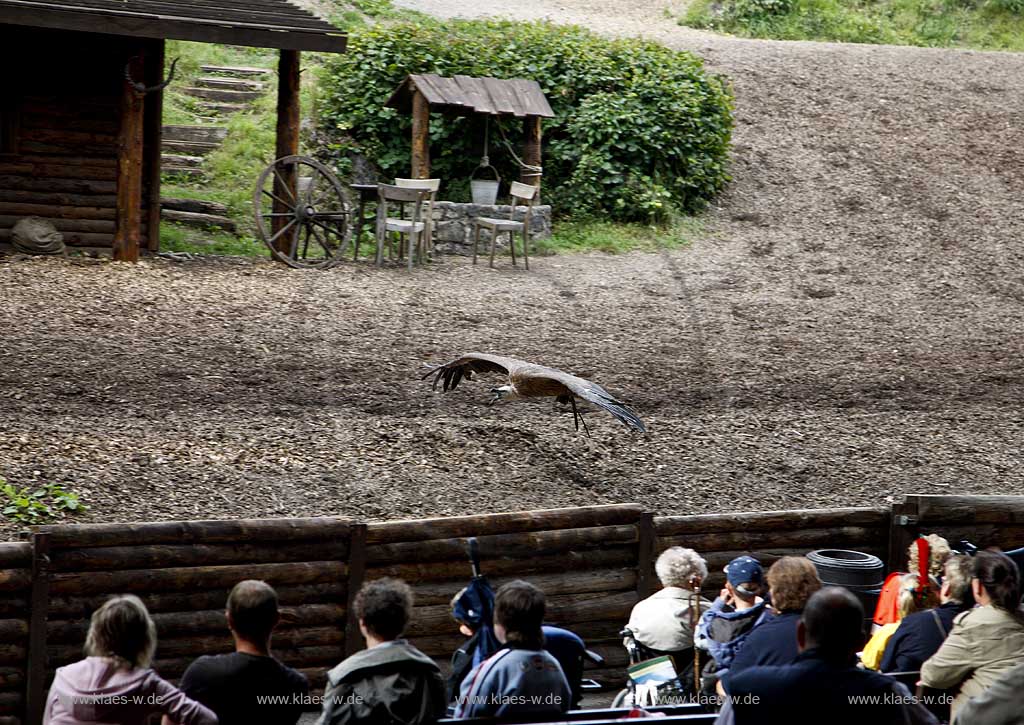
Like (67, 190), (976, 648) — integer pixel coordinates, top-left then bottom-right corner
(162, 166), (203, 180)
(162, 125), (227, 144)
(161, 197), (230, 216)
(200, 64), (272, 78)
(196, 76), (264, 92)
(162, 154), (205, 169)
(161, 208), (236, 233)
(161, 139), (220, 156)
(184, 87), (263, 104)
(198, 102), (248, 115)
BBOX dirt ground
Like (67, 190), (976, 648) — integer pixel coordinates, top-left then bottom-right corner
(2, 2), (1024, 538)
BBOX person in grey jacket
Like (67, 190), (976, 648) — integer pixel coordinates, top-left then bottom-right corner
(956, 660), (1024, 725)
(317, 578), (446, 725)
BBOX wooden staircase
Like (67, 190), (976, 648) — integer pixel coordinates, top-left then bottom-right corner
(160, 65), (273, 232)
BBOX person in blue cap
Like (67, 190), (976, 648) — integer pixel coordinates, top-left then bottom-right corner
(696, 555), (769, 691)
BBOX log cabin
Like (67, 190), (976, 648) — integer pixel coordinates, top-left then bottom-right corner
(0, 0), (347, 261)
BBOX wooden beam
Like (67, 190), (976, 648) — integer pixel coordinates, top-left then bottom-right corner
(343, 524), (368, 657)
(521, 115), (542, 190)
(25, 533), (49, 725)
(272, 49), (301, 259)
(113, 53), (145, 262)
(144, 39), (165, 253)
(411, 87), (430, 179)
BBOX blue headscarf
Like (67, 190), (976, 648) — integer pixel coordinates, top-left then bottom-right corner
(453, 577), (500, 667)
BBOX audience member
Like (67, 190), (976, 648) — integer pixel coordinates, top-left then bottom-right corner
(626, 547), (712, 655)
(874, 535), (950, 629)
(448, 585), (590, 709)
(921, 550), (1024, 719)
(722, 556), (822, 686)
(44, 595), (216, 725)
(715, 587), (937, 725)
(696, 556), (768, 685)
(880, 555), (974, 673)
(173, 580), (308, 725)
(955, 660), (1024, 725)
(862, 572), (937, 670)
(455, 581), (571, 719)
(317, 578), (445, 725)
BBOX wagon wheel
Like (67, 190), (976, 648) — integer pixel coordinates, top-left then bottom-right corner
(253, 155), (353, 269)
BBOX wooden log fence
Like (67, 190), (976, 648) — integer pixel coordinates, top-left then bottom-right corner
(4, 496), (1023, 725)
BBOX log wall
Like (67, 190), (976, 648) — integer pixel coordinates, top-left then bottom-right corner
(0, 543), (31, 725)
(654, 506), (892, 595)
(891, 495), (1024, 570)
(32, 516), (355, 709)
(0, 27), (158, 250)
(6, 495), (1023, 725)
(364, 504), (645, 687)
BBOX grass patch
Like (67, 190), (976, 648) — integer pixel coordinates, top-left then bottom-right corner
(682, 0), (1024, 50)
(535, 217), (703, 256)
(160, 223), (265, 257)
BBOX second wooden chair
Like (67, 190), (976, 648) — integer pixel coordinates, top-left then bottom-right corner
(473, 181), (538, 270)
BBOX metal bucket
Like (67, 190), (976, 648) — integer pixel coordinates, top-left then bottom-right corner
(471, 179), (500, 205)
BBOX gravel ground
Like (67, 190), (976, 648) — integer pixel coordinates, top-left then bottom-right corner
(2, 2), (1023, 538)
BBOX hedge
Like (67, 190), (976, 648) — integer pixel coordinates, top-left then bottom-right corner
(317, 19), (733, 222)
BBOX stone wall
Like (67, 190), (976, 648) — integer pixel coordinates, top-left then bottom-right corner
(430, 201), (552, 255)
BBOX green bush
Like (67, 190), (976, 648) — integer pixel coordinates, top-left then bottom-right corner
(317, 19), (733, 222)
(729, 0), (798, 21)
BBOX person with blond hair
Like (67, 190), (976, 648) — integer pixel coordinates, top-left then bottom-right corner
(722, 556), (822, 687)
(861, 572), (937, 670)
(44, 594), (216, 725)
(873, 534), (951, 629)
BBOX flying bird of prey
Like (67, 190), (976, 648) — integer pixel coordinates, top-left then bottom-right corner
(422, 353), (646, 435)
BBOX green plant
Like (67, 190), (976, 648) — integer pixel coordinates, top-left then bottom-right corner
(684, 0), (1024, 49)
(1, 479), (88, 523)
(317, 19), (733, 223)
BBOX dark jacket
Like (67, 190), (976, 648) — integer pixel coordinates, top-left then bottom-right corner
(696, 598), (769, 674)
(317, 640), (446, 725)
(722, 610), (801, 689)
(880, 602), (963, 674)
(718, 649), (938, 725)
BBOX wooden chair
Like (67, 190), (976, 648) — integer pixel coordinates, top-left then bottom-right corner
(473, 181), (538, 270)
(394, 177), (440, 261)
(375, 183), (431, 271)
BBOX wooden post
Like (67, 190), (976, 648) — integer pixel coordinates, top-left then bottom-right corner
(411, 87), (430, 179)
(113, 54), (145, 263)
(143, 40), (165, 253)
(887, 497), (920, 573)
(343, 523), (367, 657)
(272, 49), (301, 258)
(636, 511), (656, 601)
(25, 532), (50, 725)
(521, 115), (542, 190)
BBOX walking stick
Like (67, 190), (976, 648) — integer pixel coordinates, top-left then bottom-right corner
(689, 575), (703, 698)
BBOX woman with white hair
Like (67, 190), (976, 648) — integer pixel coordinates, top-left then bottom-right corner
(626, 547), (712, 654)
(44, 594), (216, 725)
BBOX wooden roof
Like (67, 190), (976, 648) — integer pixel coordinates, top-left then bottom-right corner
(0, 0), (346, 52)
(386, 74), (555, 118)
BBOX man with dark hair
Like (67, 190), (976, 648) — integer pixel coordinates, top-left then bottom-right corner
(715, 587), (937, 725)
(454, 580), (571, 719)
(317, 578), (446, 725)
(172, 580), (308, 725)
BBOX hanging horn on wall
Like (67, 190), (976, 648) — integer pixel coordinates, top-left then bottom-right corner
(124, 56), (179, 94)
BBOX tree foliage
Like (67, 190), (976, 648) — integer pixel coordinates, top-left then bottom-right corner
(317, 19), (733, 221)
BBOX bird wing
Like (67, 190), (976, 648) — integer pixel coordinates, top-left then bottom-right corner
(518, 365), (647, 433)
(422, 352), (527, 392)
